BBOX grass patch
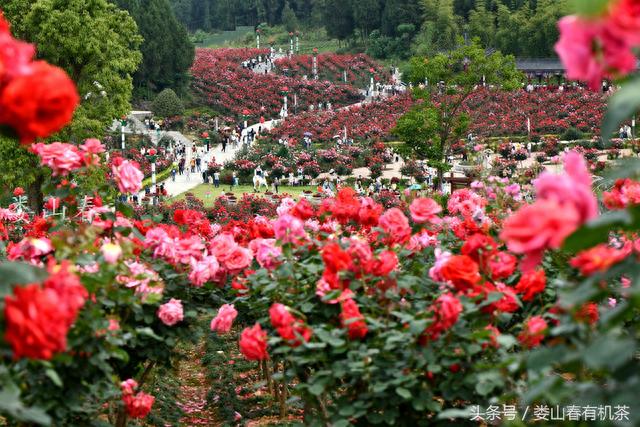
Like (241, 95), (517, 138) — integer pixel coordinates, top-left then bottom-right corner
(170, 184), (317, 206)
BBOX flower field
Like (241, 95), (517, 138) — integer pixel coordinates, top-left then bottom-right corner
(273, 53), (391, 87)
(463, 88), (607, 137)
(191, 48), (363, 119)
(268, 88), (607, 145)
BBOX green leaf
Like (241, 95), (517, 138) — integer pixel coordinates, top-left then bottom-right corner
(527, 346), (567, 371)
(0, 385), (51, 425)
(314, 329), (345, 347)
(0, 262), (47, 290)
(115, 201), (134, 217)
(308, 382), (325, 396)
(45, 368), (63, 387)
(135, 327), (163, 341)
(583, 335), (635, 370)
(395, 387), (412, 400)
(601, 76), (640, 143)
(437, 408), (473, 420)
(562, 210), (633, 253)
(601, 157), (640, 184)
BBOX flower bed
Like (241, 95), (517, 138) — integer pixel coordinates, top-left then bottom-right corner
(268, 94), (414, 143)
(273, 53), (391, 87)
(191, 48), (363, 120)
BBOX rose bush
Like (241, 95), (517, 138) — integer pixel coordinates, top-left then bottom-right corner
(191, 48), (363, 120)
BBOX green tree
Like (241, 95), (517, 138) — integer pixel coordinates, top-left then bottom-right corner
(152, 88), (185, 117)
(397, 39), (523, 188)
(281, 1), (299, 31)
(2, 0), (142, 209)
(351, 0), (381, 42)
(521, 0), (568, 57)
(0, 137), (44, 210)
(112, 0), (195, 97)
(414, 0), (459, 54)
(324, 0), (354, 42)
(4, 0), (143, 141)
(468, 5), (495, 47)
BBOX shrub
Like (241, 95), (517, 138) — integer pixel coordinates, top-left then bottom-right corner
(560, 127), (585, 141)
(152, 89), (184, 118)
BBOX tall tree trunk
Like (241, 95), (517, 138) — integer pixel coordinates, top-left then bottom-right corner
(27, 172), (44, 214)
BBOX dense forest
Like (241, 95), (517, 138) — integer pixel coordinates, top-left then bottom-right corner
(169, 0), (567, 58)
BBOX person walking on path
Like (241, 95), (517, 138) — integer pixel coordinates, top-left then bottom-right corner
(273, 176), (280, 194)
(213, 171), (220, 188)
(222, 136), (227, 153)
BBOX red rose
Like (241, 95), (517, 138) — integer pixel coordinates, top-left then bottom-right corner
(358, 197), (383, 227)
(12, 187), (24, 197)
(239, 323), (269, 360)
(483, 325), (501, 349)
(518, 316), (547, 348)
(488, 251), (517, 280)
(461, 233), (498, 266)
(423, 293), (463, 342)
(173, 209), (203, 225)
(576, 302), (599, 325)
(291, 198), (315, 220)
(340, 297), (367, 339)
(4, 285), (69, 360)
(0, 61), (79, 144)
(269, 303), (295, 329)
(514, 269), (546, 301)
(322, 242), (352, 273)
(440, 255), (481, 291)
(372, 250), (398, 276)
(123, 392), (155, 419)
(269, 303), (312, 346)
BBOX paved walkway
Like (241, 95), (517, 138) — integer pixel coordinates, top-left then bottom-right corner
(123, 57), (403, 199)
(120, 112), (283, 198)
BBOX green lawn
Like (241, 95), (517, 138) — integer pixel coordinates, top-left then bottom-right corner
(171, 184), (317, 206)
(195, 26), (254, 48)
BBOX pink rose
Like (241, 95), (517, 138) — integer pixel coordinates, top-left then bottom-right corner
(100, 241), (122, 264)
(32, 142), (83, 176)
(273, 213), (306, 243)
(157, 298), (184, 326)
(189, 255), (219, 287)
(250, 238), (282, 270)
(210, 304), (238, 333)
(555, 16), (636, 90)
(378, 208), (411, 243)
(500, 199), (580, 271)
(81, 138), (105, 154)
(534, 151), (597, 223)
(607, 0), (640, 45)
(409, 198), (442, 223)
(112, 160), (143, 194)
(173, 236), (205, 265)
(223, 246), (253, 272)
(209, 233), (238, 262)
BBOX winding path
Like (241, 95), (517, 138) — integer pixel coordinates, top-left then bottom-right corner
(119, 60), (404, 198)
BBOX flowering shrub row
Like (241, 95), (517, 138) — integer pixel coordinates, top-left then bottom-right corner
(273, 53), (390, 87)
(190, 48), (363, 120)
